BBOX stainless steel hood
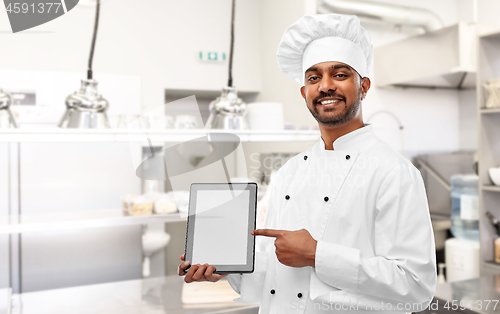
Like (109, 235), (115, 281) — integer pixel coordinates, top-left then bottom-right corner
(321, 0), (443, 32)
(374, 23), (477, 89)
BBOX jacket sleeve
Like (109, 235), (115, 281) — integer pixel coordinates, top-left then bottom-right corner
(227, 176), (281, 303)
(314, 164), (437, 310)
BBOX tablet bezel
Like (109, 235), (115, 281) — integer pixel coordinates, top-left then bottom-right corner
(184, 182), (257, 274)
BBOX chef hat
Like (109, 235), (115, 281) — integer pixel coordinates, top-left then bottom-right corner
(276, 14), (373, 85)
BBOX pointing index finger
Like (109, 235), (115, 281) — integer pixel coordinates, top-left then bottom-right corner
(251, 229), (282, 237)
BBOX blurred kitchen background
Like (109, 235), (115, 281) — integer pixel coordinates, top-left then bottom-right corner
(1, 0), (500, 313)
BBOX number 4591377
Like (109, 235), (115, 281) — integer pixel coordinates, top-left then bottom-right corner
(6, 3), (61, 14)
(444, 300), (499, 311)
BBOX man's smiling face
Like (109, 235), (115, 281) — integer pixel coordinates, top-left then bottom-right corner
(300, 61), (370, 127)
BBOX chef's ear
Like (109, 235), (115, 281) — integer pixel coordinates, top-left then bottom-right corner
(361, 77), (371, 97)
(300, 86), (305, 99)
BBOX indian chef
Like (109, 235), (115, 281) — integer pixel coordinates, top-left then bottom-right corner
(179, 13), (437, 313)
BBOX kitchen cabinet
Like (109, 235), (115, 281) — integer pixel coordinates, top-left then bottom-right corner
(0, 129), (318, 312)
(476, 29), (500, 276)
(2, 141), (145, 294)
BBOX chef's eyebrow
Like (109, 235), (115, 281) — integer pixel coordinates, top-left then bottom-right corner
(305, 64), (353, 74)
(331, 64), (353, 73)
(305, 67), (318, 74)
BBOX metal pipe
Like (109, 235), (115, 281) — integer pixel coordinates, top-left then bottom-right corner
(366, 110), (404, 130)
(416, 158), (451, 191)
(87, 0), (100, 80)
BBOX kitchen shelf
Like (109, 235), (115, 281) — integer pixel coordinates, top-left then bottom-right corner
(481, 185), (500, 192)
(477, 30), (500, 276)
(0, 129), (320, 143)
(164, 87), (259, 99)
(480, 108), (500, 114)
(0, 210), (186, 234)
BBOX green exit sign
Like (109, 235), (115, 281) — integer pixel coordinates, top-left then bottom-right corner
(199, 51), (227, 62)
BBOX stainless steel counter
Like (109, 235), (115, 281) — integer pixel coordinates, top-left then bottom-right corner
(433, 274), (500, 314)
(15, 273), (500, 314)
(11, 276), (258, 314)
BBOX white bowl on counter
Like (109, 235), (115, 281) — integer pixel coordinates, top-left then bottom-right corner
(489, 167), (500, 186)
(246, 102), (284, 130)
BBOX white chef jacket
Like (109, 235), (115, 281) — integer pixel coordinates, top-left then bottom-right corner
(227, 125), (437, 313)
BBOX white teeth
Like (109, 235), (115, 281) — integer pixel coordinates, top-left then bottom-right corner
(320, 99), (341, 105)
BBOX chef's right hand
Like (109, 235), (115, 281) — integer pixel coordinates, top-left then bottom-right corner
(178, 254), (228, 283)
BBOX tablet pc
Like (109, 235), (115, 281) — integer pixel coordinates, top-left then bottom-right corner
(184, 183), (257, 274)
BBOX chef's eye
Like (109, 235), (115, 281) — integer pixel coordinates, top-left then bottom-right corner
(308, 76), (319, 82)
(335, 74), (347, 78)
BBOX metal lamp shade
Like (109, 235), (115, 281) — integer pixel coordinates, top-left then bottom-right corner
(0, 89), (18, 128)
(59, 79), (110, 129)
(205, 87), (248, 130)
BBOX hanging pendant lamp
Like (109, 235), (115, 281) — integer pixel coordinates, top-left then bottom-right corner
(0, 89), (18, 128)
(59, 0), (110, 129)
(206, 0), (248, 130)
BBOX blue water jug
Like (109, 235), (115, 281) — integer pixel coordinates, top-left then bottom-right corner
(450, 174), (479, 241)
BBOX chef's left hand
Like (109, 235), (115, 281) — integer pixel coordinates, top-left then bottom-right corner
(252, 228), (317, 268)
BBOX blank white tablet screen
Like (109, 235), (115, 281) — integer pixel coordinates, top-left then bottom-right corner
(191, 190), (250, 265)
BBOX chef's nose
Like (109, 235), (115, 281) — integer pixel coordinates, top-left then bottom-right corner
(318, 76), (336, 93)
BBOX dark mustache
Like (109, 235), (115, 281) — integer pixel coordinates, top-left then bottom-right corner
(313, 91), (345, 104)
